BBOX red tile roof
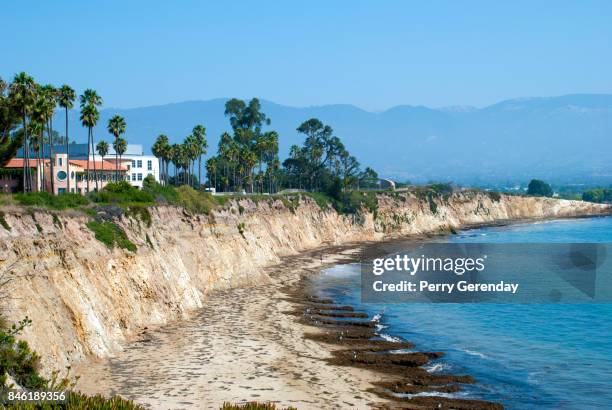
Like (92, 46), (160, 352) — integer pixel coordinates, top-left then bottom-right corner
(2, 158), (127, 171)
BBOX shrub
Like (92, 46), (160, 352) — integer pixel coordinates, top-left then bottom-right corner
(86, 221), (137, 252)
(0, 318), (144, 409)
(428, 193), (438, 214)
(526, 179), (553, 197)
(487, 191), (502, 202)
(582, 188), (612, 203)
(14, 192), (89, 210)
(142, 180), (180, 205)
(89, 181), (155, 204)
(175, 185), (217, 214)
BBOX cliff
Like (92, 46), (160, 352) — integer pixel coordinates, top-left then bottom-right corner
(0, 192), (609, 373)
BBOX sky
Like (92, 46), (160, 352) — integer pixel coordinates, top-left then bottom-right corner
(2, 0), (611, 111)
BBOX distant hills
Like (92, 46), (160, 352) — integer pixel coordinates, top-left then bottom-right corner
(54, 94), (612, 185)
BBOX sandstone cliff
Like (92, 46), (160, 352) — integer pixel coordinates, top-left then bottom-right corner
(0, 192), (609, 373)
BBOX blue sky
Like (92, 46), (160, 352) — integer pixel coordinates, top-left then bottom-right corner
(2, 0), (611, 111)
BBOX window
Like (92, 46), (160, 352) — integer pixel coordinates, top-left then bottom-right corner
(137, 173), (143, 181)
(137, 160), (142, 168)
(132, 160), (136, 167)
(57, 171), (67, 181)
(147, 160), (152, 171)
(59, 157), (63, 166)
(132, 173), (136, 181)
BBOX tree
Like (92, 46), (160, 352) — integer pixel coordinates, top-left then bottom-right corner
(113, 137), (127, 181)
(191, 125), (207, 188)
(527, 179), (553, 197)
(57, 85), (76, 193)
(152, 134), (169, 185)
(96, 140), (109, 180)
(107, 115), (126, 180)
(9, 72), (36, 192)
(80, 89), (103, 192)
(0, 77), (23, 168)
(38, 85), (57, 193)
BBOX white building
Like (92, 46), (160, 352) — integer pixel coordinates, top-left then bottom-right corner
(105, 144), (160, 189)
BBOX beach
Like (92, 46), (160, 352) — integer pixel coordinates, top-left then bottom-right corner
(74, 244), (390, 409)
(74, 239), (502, 410)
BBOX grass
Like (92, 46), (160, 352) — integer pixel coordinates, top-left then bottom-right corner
(125, 205), (152, 227)
(86, 221), (137, 252)
(14, 192), (89, 210)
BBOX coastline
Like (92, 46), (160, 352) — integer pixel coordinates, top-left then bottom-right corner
(73, 214), (611, 409)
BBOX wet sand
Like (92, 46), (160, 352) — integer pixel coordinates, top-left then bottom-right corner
(75, 240), (502, 409)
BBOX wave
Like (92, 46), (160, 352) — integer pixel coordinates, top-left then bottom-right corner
(379, 333), (402, 343)
(459, 348), (488, 359)
(424, 362), (452, 373)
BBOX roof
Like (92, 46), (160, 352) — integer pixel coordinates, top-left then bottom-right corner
(2, 158), (127, 171)
(3, 159), (39, 168)
(68, 160), (128, 171)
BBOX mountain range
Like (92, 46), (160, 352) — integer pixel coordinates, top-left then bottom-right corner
(53, 94), (612, 186)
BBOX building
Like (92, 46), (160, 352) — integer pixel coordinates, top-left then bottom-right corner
(15, 143), (160, 190)
(1, 154), (129, 194)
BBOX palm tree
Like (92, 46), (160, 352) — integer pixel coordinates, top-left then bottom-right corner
(107, 115), (126, 181)
(96, 141), (109, 183)
(9, 72), (36, 192)
(79, 89), (102, 192)
(39, 85), (57, 193)
(57, 85), (76, 193)
(191, 125), (207, 188)
(152, 134), (169, 185)
(113, 137), (127, 182)
(206, 157), (217, 190)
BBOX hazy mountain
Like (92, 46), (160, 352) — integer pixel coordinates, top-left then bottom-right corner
(54, 94), (612, 185)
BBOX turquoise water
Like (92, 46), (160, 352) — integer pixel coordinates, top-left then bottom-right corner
(314, 217), (612, 409)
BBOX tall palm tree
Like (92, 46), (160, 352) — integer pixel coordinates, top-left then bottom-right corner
(113, 137), (127, 182)
(191, 125), (207, 188)
(57, 85), (76, 193)
(39, 85), (57, 193)
(96, 140), (109, 182)
(79, 89), (102, 192)
(152, 134), (169, 185)
(9, 72), (36, 192)
(107, 115), (126, 180)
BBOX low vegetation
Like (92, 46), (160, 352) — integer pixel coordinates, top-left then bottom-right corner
(13, 192), (88, 210)
(0, 316), (142, 409)
(86, 221), (137, 252)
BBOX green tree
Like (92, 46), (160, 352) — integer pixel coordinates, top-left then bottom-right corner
(96, 140), (109, 178)
(0, 77), (23, 168)
(8, 72), (37, 192)
(107, 115), (126, 180)
(191, 125), (207, 187)
(79, 89), (103, 192)
(113, 137), (127, 182)
(152, 134), (170, 185)
(57, 85), (76, 193)
(38, 85), (58, 193)
(527, 179), (553, 197)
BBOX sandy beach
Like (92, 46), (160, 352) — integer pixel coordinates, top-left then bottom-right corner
(74, 237), (505, 410)
(74, 244), (391, 409)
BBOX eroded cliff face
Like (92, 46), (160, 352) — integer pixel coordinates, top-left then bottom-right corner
(0, 192), (608, 373)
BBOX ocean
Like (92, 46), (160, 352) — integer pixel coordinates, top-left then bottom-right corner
(312, 216), (612, 409)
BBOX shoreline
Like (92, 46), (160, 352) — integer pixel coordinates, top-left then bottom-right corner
(72, 215), (608, 409)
